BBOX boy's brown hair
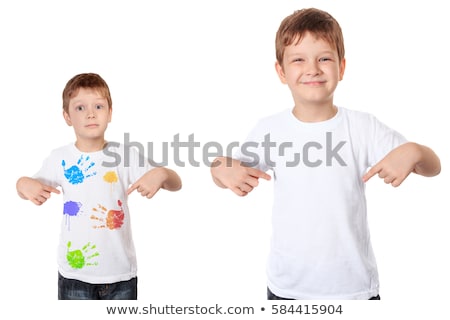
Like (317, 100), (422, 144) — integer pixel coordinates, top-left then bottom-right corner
(62, 73), (112, 112)
(275, 8), (345, 65)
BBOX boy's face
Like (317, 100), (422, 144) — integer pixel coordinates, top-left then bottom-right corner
(63, 88), (112, 145)
(275, 32), (345, 108)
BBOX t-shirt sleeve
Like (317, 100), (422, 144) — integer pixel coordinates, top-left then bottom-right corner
(125, 145), (156, 184)
(367, 115), (408, 166)
(233, 120), (272, 172)
(33, 152), (61, 188)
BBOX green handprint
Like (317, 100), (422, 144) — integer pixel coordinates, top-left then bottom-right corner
(66, 241), (99, 269)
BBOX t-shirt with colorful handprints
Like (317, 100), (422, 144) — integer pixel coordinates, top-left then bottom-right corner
(34, 142), (153, 284)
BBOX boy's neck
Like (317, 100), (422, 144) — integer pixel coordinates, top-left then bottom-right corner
(75, 138), (107, 153)
(292, 103), (337, 123)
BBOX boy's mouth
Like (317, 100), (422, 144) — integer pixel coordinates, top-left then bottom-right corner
(301, 80), (326, 86)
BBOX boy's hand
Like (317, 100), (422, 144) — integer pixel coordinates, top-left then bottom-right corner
(211, 157), (271, 196)
(16, 177), (60, 205)
(127, 167), (177, 199)
(363, 143), (419, 187)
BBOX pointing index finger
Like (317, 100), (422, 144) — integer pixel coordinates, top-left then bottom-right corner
(127, 183), (138, 195)
(247, 167), (271, 181)
(363, 165), (380, 182)
(44, 185), (61, 194)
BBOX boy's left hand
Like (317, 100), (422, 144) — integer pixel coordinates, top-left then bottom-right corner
(127, 168), (168, 198)
(362, 143), (418, 187)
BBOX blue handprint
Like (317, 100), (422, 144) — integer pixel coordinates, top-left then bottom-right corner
(62, 155), (97, 184)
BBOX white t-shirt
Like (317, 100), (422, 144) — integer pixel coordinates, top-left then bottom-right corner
(34, 142), (153, 284)
(235, 107), (407, 299)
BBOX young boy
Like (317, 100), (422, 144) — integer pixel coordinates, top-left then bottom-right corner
(210, 8), (440, 300)
(16, 73), (182, 300)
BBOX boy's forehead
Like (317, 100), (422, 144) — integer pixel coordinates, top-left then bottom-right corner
(291, 32), (332, 46)
(68, 88), (109, 108)
(285, 33), (336, 53)
(70, 87), (106, 100)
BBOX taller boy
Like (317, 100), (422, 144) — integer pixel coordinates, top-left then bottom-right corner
(211, 8), (440, 299)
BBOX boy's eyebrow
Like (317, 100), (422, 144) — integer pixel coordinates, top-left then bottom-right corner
(317, 51), (337, 57)
(70, 97), (108, 105)
(286, 50), (336, 57)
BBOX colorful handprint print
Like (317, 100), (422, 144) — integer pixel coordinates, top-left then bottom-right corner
(62, 155), (97, 184)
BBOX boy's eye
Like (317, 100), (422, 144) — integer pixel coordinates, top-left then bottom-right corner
(319, 57), (332, 62)
(293, 58), (304, 62)
(96, 105), (103, 110)
(76, 105), (85, 111)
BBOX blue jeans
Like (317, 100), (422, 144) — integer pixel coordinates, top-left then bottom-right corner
(267, 287), (380, 300)
(58, 273), (137, 300)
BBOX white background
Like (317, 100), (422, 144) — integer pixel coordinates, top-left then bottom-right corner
(1, 0), (448, 319)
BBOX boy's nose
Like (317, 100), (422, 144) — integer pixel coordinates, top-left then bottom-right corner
(87, 108), (96, 118)
(306, 62), (320, 76)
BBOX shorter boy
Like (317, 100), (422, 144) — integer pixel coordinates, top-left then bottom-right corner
(211, 8), (440, 299)
(16, 73), (182, 300)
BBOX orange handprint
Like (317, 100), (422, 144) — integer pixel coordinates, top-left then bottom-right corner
(90, 200), (124, 230)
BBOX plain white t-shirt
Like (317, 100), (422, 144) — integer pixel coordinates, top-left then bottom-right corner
(235, 107), (407, 299)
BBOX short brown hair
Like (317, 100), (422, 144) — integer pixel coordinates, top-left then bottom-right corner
(62, 73), (112, 112)
(275, 8), (345, 65)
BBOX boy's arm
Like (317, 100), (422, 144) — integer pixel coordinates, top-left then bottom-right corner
(411, 144), (441, 177)
(211, 156), (271, 196)
(363, 142), (441, 187)
(127, 167), (182, 198)
(16, 176), (60, 205)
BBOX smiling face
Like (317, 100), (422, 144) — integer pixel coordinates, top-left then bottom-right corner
(63, 88), (112, 151)
(276, 32), (346, 110)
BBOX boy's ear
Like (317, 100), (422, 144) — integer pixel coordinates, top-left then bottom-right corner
(275, 61), (287, 84)
(339, 58), (346, 81)
(108, 107), (112, 123)
(63, 110), (72, 126)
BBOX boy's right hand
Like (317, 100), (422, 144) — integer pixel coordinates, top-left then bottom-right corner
(210, 157), (271, 196)
(16, 177), (60, 206)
